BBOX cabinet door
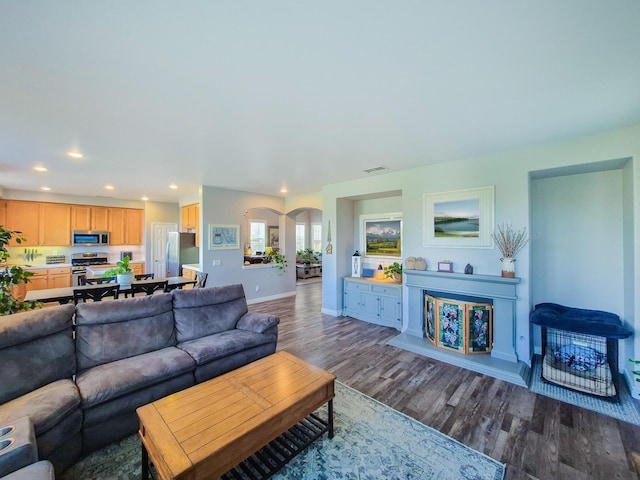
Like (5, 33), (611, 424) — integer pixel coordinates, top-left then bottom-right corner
(92, 207), (109, 230)
(379, 295), (402, 327)
(124, 209), (143, 245)
(108, 208), (126, 245)
(362, 293), (381, 319)
(5, 201), (39, 246)
(49, 273), (71, 288)
(343, 286), (362, 315)
(25, 269), (48, 292)
(0, 200), (6, 226)
(131, 263), (144, 275)
(40, 203), (71, 245)
(193, 204), (200, 247)
(181, 205), (191, 230)
(71, 205), (92, 230)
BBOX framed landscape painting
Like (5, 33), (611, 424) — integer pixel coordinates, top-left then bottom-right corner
(361, 213), (402, 258)
(423, 186), (494, 248)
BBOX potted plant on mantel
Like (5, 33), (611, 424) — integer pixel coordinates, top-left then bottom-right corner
(492, 223), (529, 278)
(103, 256), (135, 285)
(0, 226), (41, 315)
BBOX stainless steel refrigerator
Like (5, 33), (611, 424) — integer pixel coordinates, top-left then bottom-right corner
(166, 232), (198, 277)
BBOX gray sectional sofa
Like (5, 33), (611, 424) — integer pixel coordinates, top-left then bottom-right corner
(0, 284), (280, 475)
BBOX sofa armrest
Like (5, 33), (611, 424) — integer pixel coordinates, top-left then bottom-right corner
(236, 312), (279, 334)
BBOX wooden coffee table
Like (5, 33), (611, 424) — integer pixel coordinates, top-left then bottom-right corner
(137, 351), (335, 480)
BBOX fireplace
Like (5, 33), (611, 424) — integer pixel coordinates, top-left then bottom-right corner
(390, 270), (528, 386)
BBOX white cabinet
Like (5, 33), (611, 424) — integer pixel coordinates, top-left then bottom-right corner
(343, 277), (402, 329)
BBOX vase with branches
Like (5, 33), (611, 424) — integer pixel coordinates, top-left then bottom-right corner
(492, 223), (529, 278)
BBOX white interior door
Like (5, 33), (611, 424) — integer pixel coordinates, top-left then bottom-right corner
(152, 222), (177, 279)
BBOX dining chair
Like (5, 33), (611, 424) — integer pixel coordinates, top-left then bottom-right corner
(194, 271), (208, 289)
(80, 276), (116, 285)
(135, 273), (155, 280)
(130, 280), (168, 296)
(73, 284), (120, 304)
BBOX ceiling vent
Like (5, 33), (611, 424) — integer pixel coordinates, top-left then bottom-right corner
(363, 166), (387, 174)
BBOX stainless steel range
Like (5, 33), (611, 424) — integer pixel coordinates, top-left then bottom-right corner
(71, 252), (109, 286)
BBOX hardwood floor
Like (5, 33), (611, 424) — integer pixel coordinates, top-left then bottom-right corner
(250, 282), (640, 480)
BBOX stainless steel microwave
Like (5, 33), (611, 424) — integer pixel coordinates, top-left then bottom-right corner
(72, 230), (110, 246)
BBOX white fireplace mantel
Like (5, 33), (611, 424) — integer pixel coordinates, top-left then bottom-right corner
(388, 270), (530, 386)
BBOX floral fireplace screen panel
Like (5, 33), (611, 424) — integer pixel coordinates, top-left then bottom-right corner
(425, 293), (493, 355)
(438, 300), (465, 352)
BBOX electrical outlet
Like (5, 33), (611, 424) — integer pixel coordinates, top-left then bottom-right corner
(255, 285), (260, 292)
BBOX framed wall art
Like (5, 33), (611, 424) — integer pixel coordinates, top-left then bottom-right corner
(209, 224), (240, 250)
(268, 226), (279, 249)
(360, 213), (402, 259)
(423, 186), (494, 248)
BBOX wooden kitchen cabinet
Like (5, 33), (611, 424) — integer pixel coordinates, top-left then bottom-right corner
(4, 201), (71, 246)
(109, 208), (143, 245)
(39, 203), (70, 245)
(71, 205), (109, 231)
(47, 267), (72, 288)
(131, 263), (145, 275)
(0, 200), (6, 226)
(181, 204), (200, 247)
(5, 201), (40, 246)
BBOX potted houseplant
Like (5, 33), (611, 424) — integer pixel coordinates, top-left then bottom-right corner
(1, 226), (41, 315)
(297, 248), (318, 265)
(264, 249), (288, 274)
(103, 255), (135, 285)
(384, 262), (403, 282)
(491, 223), (529, 278)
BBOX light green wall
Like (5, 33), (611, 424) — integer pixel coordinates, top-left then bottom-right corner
(322, 123), (640, 370)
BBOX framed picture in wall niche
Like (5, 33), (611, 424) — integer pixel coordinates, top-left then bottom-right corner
(268, 226), (279, 249)
(423, 186), (494, 248)
(360, 213), (402, 259)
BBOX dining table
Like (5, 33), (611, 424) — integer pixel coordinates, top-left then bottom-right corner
(24, 276), (197, 304)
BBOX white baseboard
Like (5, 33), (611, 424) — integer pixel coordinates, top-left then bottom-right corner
(321, 307), (342, 317)
(246, 291), (296, 305)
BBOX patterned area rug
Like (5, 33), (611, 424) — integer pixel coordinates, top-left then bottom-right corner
(61, 382), (505, 480)
(529, 354), (640, 426)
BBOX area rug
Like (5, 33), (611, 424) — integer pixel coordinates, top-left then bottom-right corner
(529, 354), (640, 426)
(61, 382), (505, 480)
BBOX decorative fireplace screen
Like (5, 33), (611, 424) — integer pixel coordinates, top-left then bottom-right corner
(424, 294), (493, 355)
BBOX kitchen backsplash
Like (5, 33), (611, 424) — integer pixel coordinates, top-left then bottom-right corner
(6, 246), (145, 265)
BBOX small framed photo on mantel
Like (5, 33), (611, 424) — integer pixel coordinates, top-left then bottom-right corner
(438, 261), (453, 273)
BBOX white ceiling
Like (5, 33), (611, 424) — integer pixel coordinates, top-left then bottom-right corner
(1, 1), (639, 203)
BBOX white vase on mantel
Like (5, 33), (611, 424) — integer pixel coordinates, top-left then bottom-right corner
(500, 257), (515, 278)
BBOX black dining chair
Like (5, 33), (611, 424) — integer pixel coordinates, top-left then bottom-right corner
(194, 271), (208, 289)
(135, 273), (155, 280)
(80, 276), (116, 285)
(130, 280), (168, 296)
(73, 284), (120, 304)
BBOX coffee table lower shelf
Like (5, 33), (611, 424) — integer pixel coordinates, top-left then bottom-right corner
(144, 412), (332, 480)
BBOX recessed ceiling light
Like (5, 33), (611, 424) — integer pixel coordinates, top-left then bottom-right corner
(105, 184), (115, 190)
(40, 186), (51, 191)
(280, 186), (288, 193)
(66, 150), (84, 159)
(141, 196), (149, 201)
(169, 183), (178, 189)
(33, 165), (47, 172)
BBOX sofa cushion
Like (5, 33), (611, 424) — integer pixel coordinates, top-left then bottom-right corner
(177, 329), (273, 366)
(75, 294), (176, 372)
(172, 284), (249, 342)
(236, 312), (280, 334)
(0, 380), (80, 436)
(0, 305), (75, 404)
(76, 347), (195, 409)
